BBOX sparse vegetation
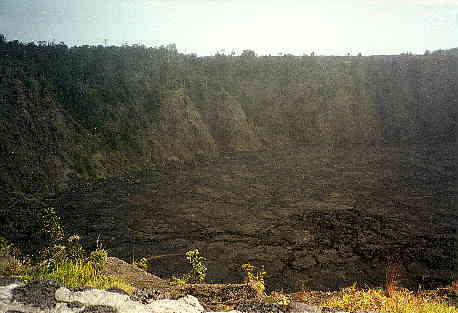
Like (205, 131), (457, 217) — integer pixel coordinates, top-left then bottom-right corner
(172, 249), (207, 284)
(40, 259), (134, 293)
(2, 222), (458, 312)
(241, 263), (266, 297)
(0, 208), (134, 294)
(322, 284), (457, 313)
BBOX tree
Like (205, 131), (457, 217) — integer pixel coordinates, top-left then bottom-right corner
(241, 49), (256, 58)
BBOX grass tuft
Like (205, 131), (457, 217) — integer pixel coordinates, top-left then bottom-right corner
(40, 260), (134, 294)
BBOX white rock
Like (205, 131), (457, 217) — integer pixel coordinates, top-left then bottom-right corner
(55, 287), (148, 313)
(147, 295), (204, 313)
(0, 283), (243, 313)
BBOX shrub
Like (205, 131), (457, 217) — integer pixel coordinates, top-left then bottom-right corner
(172, 249), (207, 284)
(39, 207), (64, 244)
(88, 248), (108, 271)
(65, 235), (85, 261)
(37, 233), (88, 274)
(242, 263), (266, 297)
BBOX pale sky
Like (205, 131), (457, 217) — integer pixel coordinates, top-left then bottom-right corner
(0, 0), (457, 56)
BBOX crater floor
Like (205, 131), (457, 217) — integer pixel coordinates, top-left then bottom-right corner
(51, 142), (457, 292)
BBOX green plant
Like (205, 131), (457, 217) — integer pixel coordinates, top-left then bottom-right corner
(172, 249), (207, 284)
(0, 207), (133, 294)
(37, 244), (67, 272)
(40, 259), (134, 294)
(39, 207), (64, 244)
(65, 235), (85, 261)
(88, 248), (108, 271)
(241, 263), (266, 297)
(0, 237), (33, 280)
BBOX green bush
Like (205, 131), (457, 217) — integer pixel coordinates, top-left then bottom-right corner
(172, 249), (207, 284)
(89, 248), (108, 271)
(39, 207), (64, 244)
(242, 263), (266, 297)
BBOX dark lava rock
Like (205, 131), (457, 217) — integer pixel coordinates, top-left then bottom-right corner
(67, 301), (85, 308)
(0, 275), (22, 286)
(130, 287), (171, 304)
(80, 305), (118, 313)
(16, 144), (456, 292)
(237, 300), (286, 313)
(11, 279), (62, 309)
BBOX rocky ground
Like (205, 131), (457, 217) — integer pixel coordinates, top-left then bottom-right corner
(2, 142), (457, 292)
(0, 258), (386, 313)
(1, 258), (456, 312)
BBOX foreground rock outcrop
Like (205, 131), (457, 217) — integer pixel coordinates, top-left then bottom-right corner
(0, 278), (225, 313)
(0, 277), (387, 313)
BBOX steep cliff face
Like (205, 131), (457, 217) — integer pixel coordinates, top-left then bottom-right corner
(0, 79), (93, 194)
(0, 54), (456, 194)
(228, 56), (456, 146)
(153, 89), (218, 161)
(197, 89), (262, 152)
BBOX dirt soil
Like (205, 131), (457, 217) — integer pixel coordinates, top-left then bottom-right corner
(45, 142), (456, 292)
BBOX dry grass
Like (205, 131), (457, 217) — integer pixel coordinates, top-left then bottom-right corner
(318, 261), (457, 313)
(322, 285), (457, 313)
